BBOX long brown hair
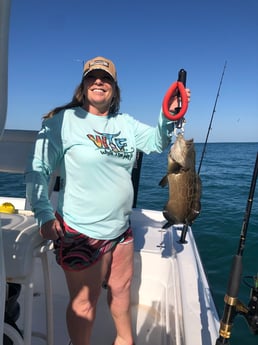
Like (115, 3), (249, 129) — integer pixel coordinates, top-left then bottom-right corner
(43, 78), (121, 119)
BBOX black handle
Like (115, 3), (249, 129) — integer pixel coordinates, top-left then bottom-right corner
(174, 69), (187, 116)
(178, 69), (187, 87)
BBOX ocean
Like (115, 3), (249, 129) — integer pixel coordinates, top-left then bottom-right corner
(0, 142), (258, 345)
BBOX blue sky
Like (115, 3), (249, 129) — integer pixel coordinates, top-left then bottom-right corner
(6, 0), (258, 142)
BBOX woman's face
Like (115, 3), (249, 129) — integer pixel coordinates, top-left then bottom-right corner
(82, 70), (115, 115)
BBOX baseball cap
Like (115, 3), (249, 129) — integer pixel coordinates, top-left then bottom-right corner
(83, 56), (117, 81)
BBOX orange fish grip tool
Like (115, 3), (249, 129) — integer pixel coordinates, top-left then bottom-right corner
(162, 69), (188, 123)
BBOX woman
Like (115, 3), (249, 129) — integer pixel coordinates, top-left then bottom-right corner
(26, 56), (191, 345)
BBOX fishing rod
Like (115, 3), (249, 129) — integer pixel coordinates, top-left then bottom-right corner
(197, 61), (227, 175)
(215, 152), (258, 345)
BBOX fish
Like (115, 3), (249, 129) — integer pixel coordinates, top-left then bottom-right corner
(159, 133), (201, 228)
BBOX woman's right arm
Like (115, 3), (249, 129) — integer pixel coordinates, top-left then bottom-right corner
(25, 118), (63, 232)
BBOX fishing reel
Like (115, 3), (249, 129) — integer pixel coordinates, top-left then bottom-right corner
(216, 153), (258, 345)
(216, 275), (258, 345)
(239, 274), (258, 334)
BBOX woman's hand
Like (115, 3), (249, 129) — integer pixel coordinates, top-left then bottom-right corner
(168, 88), (191, 112)
(39, 218), (64, 240)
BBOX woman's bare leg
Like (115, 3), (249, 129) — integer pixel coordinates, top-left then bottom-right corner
(107, 241), (134, 345)
(64, 251), (112, 345)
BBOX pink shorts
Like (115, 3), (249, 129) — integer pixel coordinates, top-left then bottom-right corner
(53, 213), (133, 271)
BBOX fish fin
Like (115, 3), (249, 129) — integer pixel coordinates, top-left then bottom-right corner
(162, 222), (172, 229)
(162, 210), (175, 228)
(186, 209), (201, 225)
(159, 175), (168, 187)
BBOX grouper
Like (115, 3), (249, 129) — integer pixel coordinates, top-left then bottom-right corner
(159, 133), (202, 227)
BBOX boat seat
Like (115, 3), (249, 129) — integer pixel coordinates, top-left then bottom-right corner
(0, 129), (56, 344)
(1, 210), (54, 345)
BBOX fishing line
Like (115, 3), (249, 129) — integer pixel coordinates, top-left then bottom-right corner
(197, 61), (227, 175)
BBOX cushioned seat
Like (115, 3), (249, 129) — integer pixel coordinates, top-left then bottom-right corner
(0, 129), (55, 344)
(1, 212), (44, 279)
(1, 210), (54, 345)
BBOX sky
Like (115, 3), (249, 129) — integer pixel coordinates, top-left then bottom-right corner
(5, 0), (258, 142)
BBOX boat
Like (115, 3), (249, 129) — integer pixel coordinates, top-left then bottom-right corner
(0, 1), (219, 344)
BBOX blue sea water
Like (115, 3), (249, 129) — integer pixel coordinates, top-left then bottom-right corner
(0, 142), (258, 344)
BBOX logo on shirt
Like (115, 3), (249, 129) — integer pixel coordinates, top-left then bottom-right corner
(87, 130), (134, 160)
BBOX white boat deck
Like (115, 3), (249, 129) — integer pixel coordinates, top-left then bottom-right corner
(1, 204), (219, 345)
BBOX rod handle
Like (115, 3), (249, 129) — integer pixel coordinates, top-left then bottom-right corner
(178, 68), (187, 87)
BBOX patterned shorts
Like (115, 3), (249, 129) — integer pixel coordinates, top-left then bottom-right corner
(53, 213), (133, 271)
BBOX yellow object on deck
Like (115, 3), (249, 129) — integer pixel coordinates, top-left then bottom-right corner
(0, 202), (16, 214)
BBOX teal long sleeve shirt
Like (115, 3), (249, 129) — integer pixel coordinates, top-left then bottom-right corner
(26, 106), (175, 239)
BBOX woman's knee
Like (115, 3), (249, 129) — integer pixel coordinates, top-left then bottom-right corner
(69, 292), (99, 319)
